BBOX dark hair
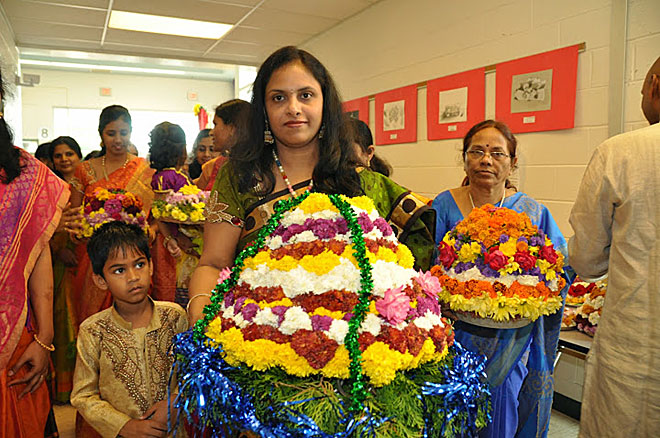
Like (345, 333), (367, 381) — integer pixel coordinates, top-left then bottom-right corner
(149, 122), (187, 172)
(0, 68), (20, 184)
(462, 120), (518, 159)
(232, 46), (361, 196)
(35, 142), (52, 160)
(49, 136), (83, 162)
(215, 99), (251, 127)
(462, 120), (518, 189)
(349, 119), (392, 177)
(98, 105), (132, 156)
(87, 221), (151, 277)
(192, 128), (211, 155)
(188, 129), (211, 179)
(84, 150), (103, 161)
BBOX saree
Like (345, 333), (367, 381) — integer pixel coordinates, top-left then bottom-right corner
(50, 231), (77, 402)
(431, 190), (570, 438)
(205, 163), (436, 270)
(0, 150), (69, 436)
(69, 157), (155, 329)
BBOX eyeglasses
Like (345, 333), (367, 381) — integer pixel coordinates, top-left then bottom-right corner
(465, 149), (510, 161)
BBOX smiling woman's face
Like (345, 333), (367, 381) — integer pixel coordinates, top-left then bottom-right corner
(463, 127), (516, 189)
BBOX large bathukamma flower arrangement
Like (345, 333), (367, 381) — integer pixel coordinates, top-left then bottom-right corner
(80, 187), (148, 238)
(173, 193), (491, 438)
(431, 204), (566, 325)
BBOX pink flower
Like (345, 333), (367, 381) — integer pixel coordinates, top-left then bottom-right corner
(539, 244), (558, 264)
(217, 267), (231, 284)
(375, 286), (410, 325)
(514, 251), (536, 271)
(484, 248), (508, 271)
(414, 270), (441, 299)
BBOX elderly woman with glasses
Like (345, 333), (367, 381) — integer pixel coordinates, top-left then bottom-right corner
(431, 119), (570, 438)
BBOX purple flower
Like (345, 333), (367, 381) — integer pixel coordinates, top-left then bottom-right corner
(282, 223), (305, 242)
(310, 218), (338, 240)
(342, 312), (354, 321)
(271, 306), (288, 324)
(311, 315), (333, 331)
(480, 265), (500, 278)
(373, 217), (393, 236)
(104, 198), (123, 215)
(357, 212), (374, 233)
(334, 219), (348, 234)
(529, 236), (543, 247)
(272, 225), (286, 237)
(499, 235), (509, 243)
(454, 262), (472, 274)
(233, 296), (247, 315)
(241, 303), (259, 322)
(416, 296), (440, 315)
(223, 292), (235, 307)
(517, 236), (528, 244)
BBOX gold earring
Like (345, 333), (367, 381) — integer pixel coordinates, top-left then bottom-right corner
(264, 119), (274, 145)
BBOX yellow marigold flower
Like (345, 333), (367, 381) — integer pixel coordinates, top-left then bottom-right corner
(298, 193), (337, 214)
(312, 307), (345, 320)
(321, 346), (350, 379)
(369, 301), (378, 314)
(180, 184), (201, 195)
(258, 298), (294, 308)
(151, 208), (161, 219)
(375, 246), (398, 263)
(458, 242), (481, 263)
(345, 195), (376, 213)
(396, 244), (415, 268)
(298, 251), (341, 275)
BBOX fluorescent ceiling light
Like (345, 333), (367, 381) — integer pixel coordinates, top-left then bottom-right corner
(20, 59), (187, 76)
(109, 10), (232, 40)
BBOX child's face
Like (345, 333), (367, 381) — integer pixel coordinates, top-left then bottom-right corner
(92, 246), (152, 306)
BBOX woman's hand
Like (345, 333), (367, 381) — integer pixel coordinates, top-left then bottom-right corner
(58, 203), (84, 234)
(175, 234), (198, 257)
(7, 340), (50, 399)
(165, 237), (182, 258)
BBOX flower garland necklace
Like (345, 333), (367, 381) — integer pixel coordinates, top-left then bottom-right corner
(469, 188), (505, 209)
(272, 149), (314, 197)
(102, 154), (130, 180)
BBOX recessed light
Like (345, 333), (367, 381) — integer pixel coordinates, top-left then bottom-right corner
(109, 10), (232, 40)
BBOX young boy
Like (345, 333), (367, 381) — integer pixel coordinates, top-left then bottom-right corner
(71, 221), (188, 438)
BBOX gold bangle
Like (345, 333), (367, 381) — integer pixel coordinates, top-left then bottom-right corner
(186, 293), (212, 314)
(33, 334), (55, 352)
(163, 235), (173, 247)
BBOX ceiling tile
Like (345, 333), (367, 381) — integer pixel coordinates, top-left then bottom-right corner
(104, 29), (214, 52)
(226, 26), (310, 47)
(16, 35), (102, 50)
(11, 18), (103, 40)
(111, 0), (250, 24)
(101, 42), (204, 58)
(240, 8), (338, 34)
(2, 0), (107, 26)
(262, 0), (372, 20)
(15, 0), (109, 9)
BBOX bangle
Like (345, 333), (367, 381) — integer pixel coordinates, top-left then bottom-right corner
(186, 293), (211, 314)
(33, 334), (55, 352)
(163, 235), (173, 247)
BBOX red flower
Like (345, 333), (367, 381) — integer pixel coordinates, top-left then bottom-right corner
(437, 241), (457, 269)
(539, 244), (558, 264)
(514, 251), (537, 270)
(485, 248), (508, 270)
(111, 212), (122, 221)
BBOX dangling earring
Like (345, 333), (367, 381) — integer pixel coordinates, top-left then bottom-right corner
(264, 119), (274, 145)
(318, 124), (325, 140)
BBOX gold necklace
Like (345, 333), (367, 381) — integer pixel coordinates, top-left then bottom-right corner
(469, 188), (506, 209)
(102, 154), (130, 180)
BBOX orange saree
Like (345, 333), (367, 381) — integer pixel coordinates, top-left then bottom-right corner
(69, 157), (155, 329)
(0, 150), (69, 437)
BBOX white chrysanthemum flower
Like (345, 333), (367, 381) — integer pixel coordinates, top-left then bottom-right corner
(588, 311), (600, 325)
(327, 319), (349, 344)
(233, 313), (249, 329)
(279, 307), (312, 335)
(253, 308), (279, 328)
(222, 306), (235, 320)
(360, 313), (382, 337)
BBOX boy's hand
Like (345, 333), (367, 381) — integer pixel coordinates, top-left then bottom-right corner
(118, 419), (167, 438)
(140, 398), (173, 427)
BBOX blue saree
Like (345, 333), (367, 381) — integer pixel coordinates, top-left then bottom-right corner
(431, 191), (570, 438)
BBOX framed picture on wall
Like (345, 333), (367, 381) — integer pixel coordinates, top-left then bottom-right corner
(374, 84), (417, 145)
(495, 44), (579, 133)
(427, 67), (485, 140)
(343, 96), (369, 124)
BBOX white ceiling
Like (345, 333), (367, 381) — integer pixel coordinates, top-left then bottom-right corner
(0, 0), (379, 68)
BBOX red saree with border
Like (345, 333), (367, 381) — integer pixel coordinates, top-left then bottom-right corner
(0, 149), (69, 437)
(69, 157), (156, 329)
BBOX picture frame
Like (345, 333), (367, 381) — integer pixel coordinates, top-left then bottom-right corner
(374, 84), (417, 145)
(427, 67), (485, 140)
(343, 96), (369, 124)
(495, 44), (579, 133)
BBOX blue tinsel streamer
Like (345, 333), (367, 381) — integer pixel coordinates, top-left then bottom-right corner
(419, 341), (492, 438)
(172, 330), (490, 437)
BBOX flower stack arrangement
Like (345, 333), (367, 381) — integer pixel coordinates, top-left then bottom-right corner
(574, 278), (607, 337)
(151, 184), (209, 224)
(173, 193), (491, 437)
(431, 204), (566, 327)
(80, 187), (148, 238)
